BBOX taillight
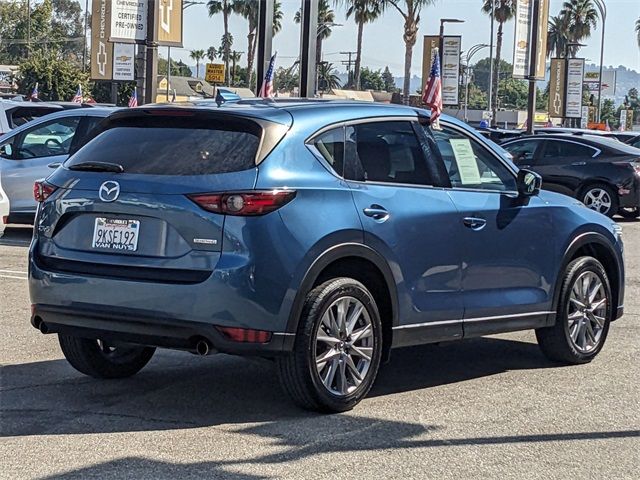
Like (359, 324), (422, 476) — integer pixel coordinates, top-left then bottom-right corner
(33, 181), (57, 202)
(189, 190), (296, 216)
(216, 326), (272, 343)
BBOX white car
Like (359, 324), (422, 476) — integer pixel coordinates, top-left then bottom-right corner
(0, 100), (63, 137)
(0, 169), (9, 237)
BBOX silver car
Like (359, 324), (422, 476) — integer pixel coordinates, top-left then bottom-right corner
(0, 108), (112, 223)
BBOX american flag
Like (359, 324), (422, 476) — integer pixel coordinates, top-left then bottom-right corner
(30, 82), (38, 101)
(128, 88), (138, 108)
(422, 48), (442, 129)
(258, 52), (277, 98)
(71, 85), (83, 103)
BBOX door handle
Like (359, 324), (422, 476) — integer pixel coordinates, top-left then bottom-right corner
(363, 205), (389, 221)
(463, 216), (487, 231)
(571, 161), (586, 166)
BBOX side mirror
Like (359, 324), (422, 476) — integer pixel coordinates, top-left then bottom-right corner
(517, 169), (542, 197)
(0, 144), (12, 157)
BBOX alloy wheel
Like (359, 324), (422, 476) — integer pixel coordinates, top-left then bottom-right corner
(583, 188), (612, 215)
(567, 271), (608, 353)
(314, 296), (374, 396)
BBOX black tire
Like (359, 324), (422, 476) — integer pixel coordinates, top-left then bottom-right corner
(277, 278), (383, 412)
(58, 335), (155, 379)
(536, 256), (612, 364)
(580, 183), (619, 218)
(618, 207), (640, 219)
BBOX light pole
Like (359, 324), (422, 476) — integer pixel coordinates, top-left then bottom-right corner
(438, 18), (465, 66)
(592, 0), (606, 123)
(463, 44), (489, 122)
(488, 0), (495, 123)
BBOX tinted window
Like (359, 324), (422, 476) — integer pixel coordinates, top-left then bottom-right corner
(66, 117), (261, 175)
(542, 140), (596, 159)
(504, 140), (540, 165)
(8, 106), (60, 128)
(432, 127), (517, 191)
(15, 117), (80, 159)
(344, 121), (433, 186)
(313, 127), (344, 176)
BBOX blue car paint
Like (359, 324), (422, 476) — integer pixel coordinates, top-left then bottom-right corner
(29, 101), (625, 353)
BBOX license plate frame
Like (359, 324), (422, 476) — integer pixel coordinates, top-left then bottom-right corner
(91, 217), (140, 252)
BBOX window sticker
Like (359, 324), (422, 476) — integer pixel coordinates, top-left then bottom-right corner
(449, 138), (481, 185)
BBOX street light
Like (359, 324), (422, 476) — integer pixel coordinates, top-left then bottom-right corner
(592, 0), (606, 123)
(438, 18), (465, 65)
(462, 43), (489, 122)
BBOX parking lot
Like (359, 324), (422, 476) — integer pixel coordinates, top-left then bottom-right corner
(0, 221), (638, 479)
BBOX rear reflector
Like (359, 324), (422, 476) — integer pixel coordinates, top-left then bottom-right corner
(2, 216), (7, 225)
(33, 181), (57, 203)
(189, 190), (296, 216)
(216, 326), (272, 343)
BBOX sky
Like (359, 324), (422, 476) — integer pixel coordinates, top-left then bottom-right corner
(169, 0), (640, 78)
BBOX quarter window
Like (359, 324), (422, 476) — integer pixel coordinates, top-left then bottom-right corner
(504, 140), (540, 166)
(312, 127), (344, 176)
(542, 140), (597, 159)
(431, 127), (517, 192)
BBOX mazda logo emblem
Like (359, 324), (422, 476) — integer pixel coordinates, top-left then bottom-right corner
(99, 181), (120, 202)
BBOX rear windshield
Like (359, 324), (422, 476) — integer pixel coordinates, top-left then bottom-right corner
(8, 106), (61, 128)
(65, 116), (262, 175)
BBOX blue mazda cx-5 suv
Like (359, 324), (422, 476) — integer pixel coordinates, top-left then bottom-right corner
(29, 100), (625, 412)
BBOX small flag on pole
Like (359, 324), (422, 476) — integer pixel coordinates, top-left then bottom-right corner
(421, 48), (443, 129)
(30, 82), (39, 101)
(128, 87), (138, 108)
(258, 52), (277, 98)
(71, 85), (83, 103)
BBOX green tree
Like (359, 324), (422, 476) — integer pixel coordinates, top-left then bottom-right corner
(359, 67), (385, 90)
(561, 0), (598, 57)
(497, 77), (528, 110)
(382, 66), (398, 92)
(206, 46), (218, 62)
(386, 0), (436, 103)
(208, 0), (235, 84)
(547, 14), (570, 58)
(158, 58), (193, 77)
(233, 0), (283, 90)
(482, 0), (516, 124)
(600, 98), (617, 128)
(317, 62), (341, 92)
(190, 49), (206, 78)
(341, 1), (384, 90)
(274, 65), (299, 93)
(17, 48), (88, 101)
(472, 57), (513, 93)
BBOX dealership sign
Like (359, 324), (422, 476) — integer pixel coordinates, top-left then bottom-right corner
(565, 58), (585, 118)
(110, 0), (148, 43)
(422, 35), (461, 106)
(91, 0), (114, 80)
(513, 0), (549, 80)
(112, 43), (135, 80)
(548, 58), (566, 118)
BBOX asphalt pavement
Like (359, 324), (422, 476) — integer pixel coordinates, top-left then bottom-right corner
(1, 221), (639, 479)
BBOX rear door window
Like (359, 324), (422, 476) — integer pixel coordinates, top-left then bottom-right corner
(65, 116), (262, 175)
(15, 117), (81, 159)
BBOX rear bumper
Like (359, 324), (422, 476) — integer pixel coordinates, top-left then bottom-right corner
(31, 304), (295, 356)
(617, 177), (640, 209)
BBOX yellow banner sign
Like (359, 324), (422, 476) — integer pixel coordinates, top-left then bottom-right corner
(205, 63), (225, 84)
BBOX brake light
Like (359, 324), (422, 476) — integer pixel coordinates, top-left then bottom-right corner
(216, 326), (272, 343)
(189, 190), (296, 216)
(33, 181), (57, 202)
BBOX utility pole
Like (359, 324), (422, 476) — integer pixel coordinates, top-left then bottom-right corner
(299, 0), (318, 97)
(340, 51), (356, 88)
(526, 0), (541, 134)
(143, 0), (159, 104)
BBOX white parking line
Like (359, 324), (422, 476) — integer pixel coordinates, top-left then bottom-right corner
(0, 274), (27, 280)
(0, 270), (28, 275)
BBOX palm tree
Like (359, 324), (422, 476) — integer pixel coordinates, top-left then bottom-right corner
(189, 49), (206, 78)
(207, 0), (235, 84)
(386, 0), (436, 103)
(318, 62), (342, 92)
(230, 50), (243, 86)
(547, 14), (570, 58)
(635, 18), (640, 48)
(234, 0), (284, 89)
(342, 1), (384, 90)
(561, 0), (598, 56)
(482, 1), (516, 124)
(294, 0), (335, 67)
(206, 46), (218, 63)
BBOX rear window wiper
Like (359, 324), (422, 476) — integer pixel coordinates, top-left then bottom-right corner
(68, 161), (124, 173)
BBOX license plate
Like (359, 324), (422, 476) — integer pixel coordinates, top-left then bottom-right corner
(92, 218), (140, 252)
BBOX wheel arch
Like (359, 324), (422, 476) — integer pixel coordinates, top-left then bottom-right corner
(553, 232), (623, 322)
(285, 243), (399, 358)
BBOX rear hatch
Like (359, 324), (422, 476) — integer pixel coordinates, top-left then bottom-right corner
(36, 107), (291, 282)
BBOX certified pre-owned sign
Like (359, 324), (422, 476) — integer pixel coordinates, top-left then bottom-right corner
(111, 0), (148, 43)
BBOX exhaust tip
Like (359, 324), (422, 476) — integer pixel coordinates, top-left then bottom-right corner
(195, 339), (212, 356)
(39, 321), (49, 334)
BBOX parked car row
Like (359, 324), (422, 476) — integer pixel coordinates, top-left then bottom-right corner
(478, 125), (640, 148)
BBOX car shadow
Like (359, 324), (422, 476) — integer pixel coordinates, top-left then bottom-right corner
(2, 336), (558, 439)
(0, 225), (33, 246)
